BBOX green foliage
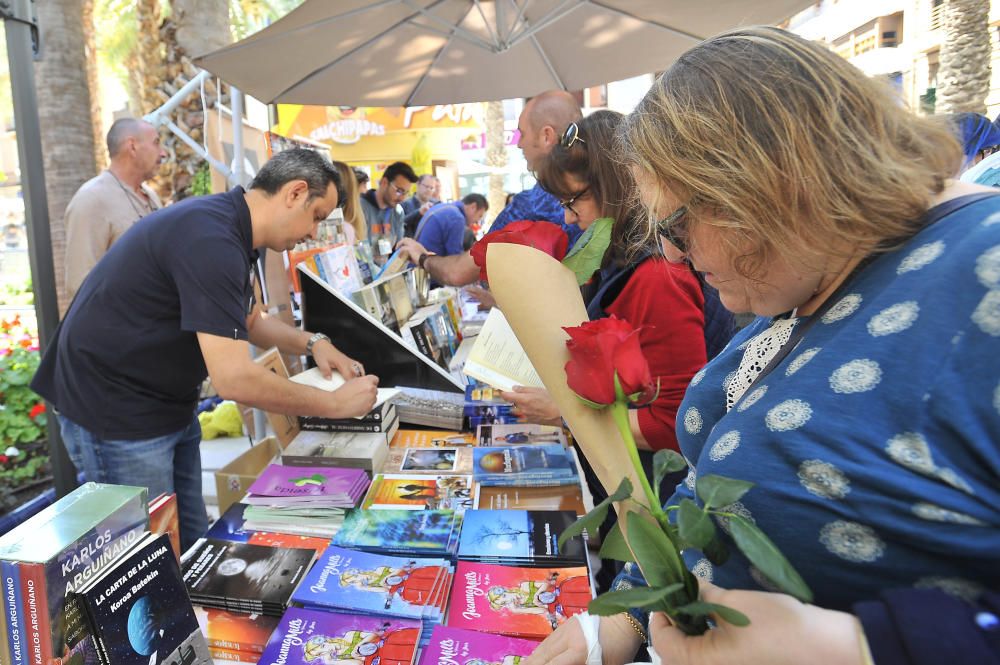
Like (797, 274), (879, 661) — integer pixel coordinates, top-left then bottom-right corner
(696, 474), (754, 509)
(0, 280), (34, 307)
(653, 449), (686, 503)
(587, 584), (684, 616)
(729, 516), (814, 603)
(191, 161), (212, 196)
(0, 344), (45, 447)
(597, 522), (634, 562)
(557, 476), (631, 549)
(677, 498), (715, 549)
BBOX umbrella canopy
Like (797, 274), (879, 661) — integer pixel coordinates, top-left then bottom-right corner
(195, 0), (812, 106)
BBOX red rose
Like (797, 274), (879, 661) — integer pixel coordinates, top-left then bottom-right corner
(470, 220), (569, 282)
(29, 403), (45, 419)
(0, 455), (7, 464)
(563, 315), (657, 407)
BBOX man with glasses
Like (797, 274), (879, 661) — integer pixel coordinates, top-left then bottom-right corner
(360, 161), (418, 257)
(394, 91), (583, 286)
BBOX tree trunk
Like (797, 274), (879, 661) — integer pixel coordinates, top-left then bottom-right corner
(153, 0), (232, 201)
(937, 0), (992, 114)
(484, 100), (507, 232)
(35, 0), (98, 313)
(81, 0), (105, 171)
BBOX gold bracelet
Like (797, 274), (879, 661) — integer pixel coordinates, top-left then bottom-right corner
(621, 612), (648, 642)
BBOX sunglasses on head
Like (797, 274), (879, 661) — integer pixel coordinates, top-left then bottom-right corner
(559, 186), (590, 216)
(560, 122), (586, 149)
(656, 205), (689, 254)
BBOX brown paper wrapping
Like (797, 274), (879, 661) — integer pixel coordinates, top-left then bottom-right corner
(486, 243), (649, 510)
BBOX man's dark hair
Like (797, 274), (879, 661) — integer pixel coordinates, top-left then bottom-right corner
(381, 161), (418, 184)
(462, 193), (488, 210)
(249, 148), (343, 204)
(354, 167), (369, 186)
(106, 118), (147, 157)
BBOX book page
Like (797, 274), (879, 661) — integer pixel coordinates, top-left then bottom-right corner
(462, 308), (544, 391)
(289, 367), (401, 416)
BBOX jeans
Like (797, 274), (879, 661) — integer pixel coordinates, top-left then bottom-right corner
(58, 414), (209, 552)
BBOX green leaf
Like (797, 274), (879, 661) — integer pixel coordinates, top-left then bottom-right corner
(598, 521), (635, 563)
(729, 516), (813, 603)
(625, 510), (686, 587)
(702, 535), (730, 566)
(557, 478), (631, 549)
(677, 499), (715, 549)
(696, 475), (755, 509)
(561, 217), (614, 286)
(653, 450), (687, 501)
(587, 583), (685, 616)
(674, 601), (750, 627)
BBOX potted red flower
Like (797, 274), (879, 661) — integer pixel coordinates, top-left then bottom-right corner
(557, 315), (812, 635)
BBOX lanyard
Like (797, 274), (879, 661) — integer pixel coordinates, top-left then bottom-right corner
(745, 191), (999, 391)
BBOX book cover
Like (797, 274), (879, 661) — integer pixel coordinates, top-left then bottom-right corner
(203, 505), (331, 555)
(418, 626), (538, 665)
(181, 540), (314, 616)
(18, 562), (52, 665)
(299, 412), (399, 434)
(259, 607), (420, 665)
(205, 646), (257, 664)
(0, 483), (149, 665)
(388, 430), (475, 449)
(148, 494), (181, 561)
(76, 533), (210, 665)
(332, 510), (460, 555)
(362, 475), (473, 512)
(193, 607), (279, 655)
(246, 465), (368, 503)
(446, 563), (591, 639)
(472, 446), (576, 480)
(456, 511), (586, 565)
(2, 560), (25, 665)
(473, 486), (586, 515)
(476, 425), (567, 448)
(382, 448), (473, 475)
(204, 504), (252, 544)
(299, 401), (395, 428)
(292, 547), (449, 621)
(289, 369), (400, 416)
(282, 431), (390, 472)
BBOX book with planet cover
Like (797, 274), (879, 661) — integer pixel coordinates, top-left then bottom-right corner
(71, 532), (210, 665)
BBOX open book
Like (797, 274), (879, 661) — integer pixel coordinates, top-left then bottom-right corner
(289, 367), (401, 417)
(462, 308), (543, 392)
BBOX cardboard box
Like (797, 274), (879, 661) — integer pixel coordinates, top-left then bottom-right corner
(214, 436), (281, 515)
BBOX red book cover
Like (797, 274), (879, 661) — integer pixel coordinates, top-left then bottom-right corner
(17, 563), (50, 665)
(148, 493), (181, 560)
(194, 606), (279, 654)
(246, 532), (329, 557)
(447, 562), (591, 640)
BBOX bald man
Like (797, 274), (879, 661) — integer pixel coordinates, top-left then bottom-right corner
(64, 118), (167, 298)
(395, 90), (583, 286)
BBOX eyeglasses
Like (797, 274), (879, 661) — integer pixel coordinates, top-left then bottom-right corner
(561, 122), (586, 149)
(392, 184), (410, 197)
(559, 186), (589, 216)
(656, 205), (689, 254)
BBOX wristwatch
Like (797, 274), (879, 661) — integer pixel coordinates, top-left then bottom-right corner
(418, 252), (430, 270)
(305, 332), (330, 356)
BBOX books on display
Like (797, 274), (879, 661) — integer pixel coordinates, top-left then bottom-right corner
(332, 510), (462, 558)
(456, 511), (588, 567)
(382, 447), (474, 476)
(389, 429), (475, 449)
(446, 562), (592, 639)
(362, 475), (474, 512)
(418, 625), (538, 665)
(282, 430), (391, 473)
(193, 606), (279, 656)
(473, 485), (587, 515)
(245, 465), (369, 508)
(461, 309), (543, 392)
(472, 445), (579, 487)
(476, 423), (568, 448)
(288, 368), (400, 417)
(204, 504), (331, 555)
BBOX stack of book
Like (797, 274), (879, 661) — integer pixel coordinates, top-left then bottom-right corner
(68, 531), (211, 665)
(291, 545), (452, 647)
(204, 503), (331, 556)
(418, 625), (539, 665)
(463, 384), (518, 430)
(477, 423), (568, 447)
(240, 464), (369, 538)
(392, 388), (464, 431)
(181, 539), (315, 617)
(455, 510), (588, 567)
(400, 303), (460, 371)
(473, 484), (588, 514)
(472, 445), (580, 487)
(446, 561), (593, 640)
(390, 429), (476, 448)
(362, 474), (474, 512)
(282, 430), (391, 474)
(332, 509), (463, 558)
(0, 483), (149, 665)
(382, 446), (474, 475)
(194, 605), (279, 664)
(351, 270), (414, 332)
(260, 607), (421, 665)
(299, 397), (399, 435)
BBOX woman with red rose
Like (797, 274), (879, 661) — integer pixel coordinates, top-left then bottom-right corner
(527, 26), (1000, 665)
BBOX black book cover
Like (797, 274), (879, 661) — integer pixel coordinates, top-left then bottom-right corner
(300, 411), (398, 433)
(76, 533), (211, 665)
(180, 539), (313, 616)
(456, 510), (587, 566)
(298, 401), (394, 428)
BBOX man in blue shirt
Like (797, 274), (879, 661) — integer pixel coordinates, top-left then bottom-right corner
(414, 194), (488, 258)
(31, 150), (378, 550)
(395, 90), (582, 285)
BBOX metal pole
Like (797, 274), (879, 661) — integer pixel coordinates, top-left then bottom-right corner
(2, 0), (77, 495)
(231, 87), (245, 186)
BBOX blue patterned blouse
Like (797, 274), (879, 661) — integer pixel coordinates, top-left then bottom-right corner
(614, 196), (1000, 619)
(489, 183), (583, 248)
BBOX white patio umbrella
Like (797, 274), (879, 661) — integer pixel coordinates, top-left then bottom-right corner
(194, 0), (812, 106)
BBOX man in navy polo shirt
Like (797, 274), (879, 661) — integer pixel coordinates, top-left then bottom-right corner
(413, 194), (488, 259)
(32, 149), (378, 550)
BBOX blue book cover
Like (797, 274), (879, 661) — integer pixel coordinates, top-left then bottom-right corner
(332, 510), (460, 555)
(2, 560), (25, 665)
(472, 445), (577, 481)
(292, 546), (450, 620)
(259, 607), (420, 665)
(456, 511), (587, 564)
(204, 503), (252, 543)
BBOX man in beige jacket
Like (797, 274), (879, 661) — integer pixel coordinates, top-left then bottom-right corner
(64, 118), (167, 298)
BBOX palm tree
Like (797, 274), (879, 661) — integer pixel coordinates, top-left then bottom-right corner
(937, 0), (992, 114)
(35, 0), (99, 312)
(484, 100), (507, 230)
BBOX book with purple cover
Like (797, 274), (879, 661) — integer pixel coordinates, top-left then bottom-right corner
(418, 625), (538, 665)
(246, 464), (369, 507)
